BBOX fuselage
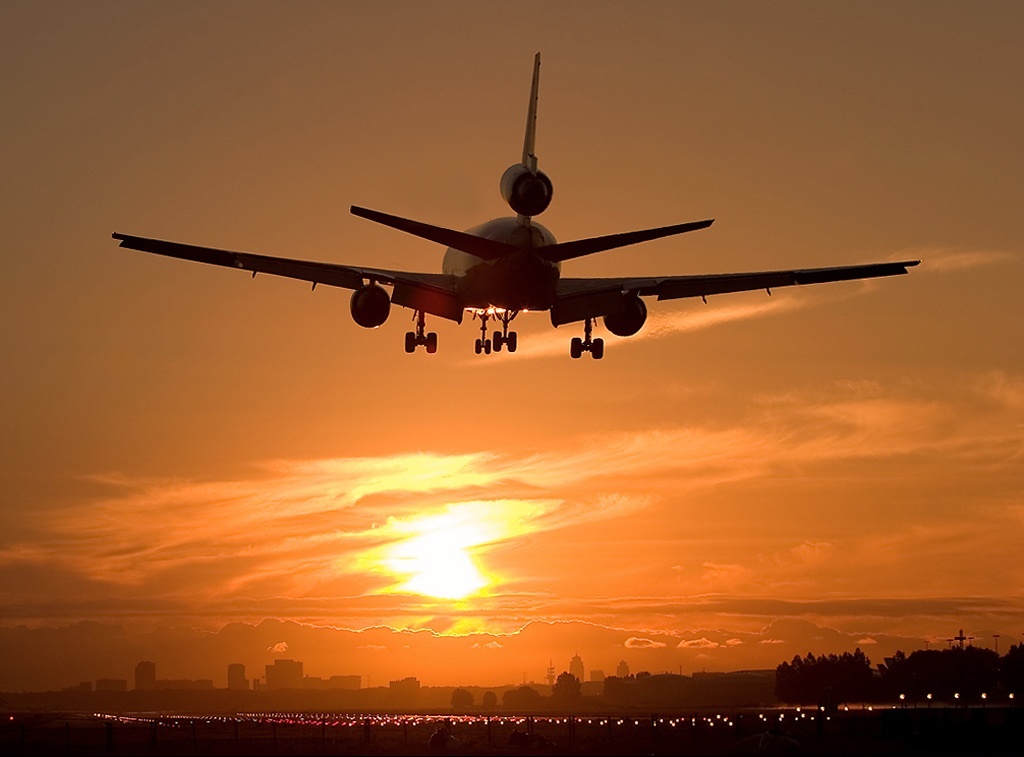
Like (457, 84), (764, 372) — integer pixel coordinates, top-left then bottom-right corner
(442, 217), (560, 311)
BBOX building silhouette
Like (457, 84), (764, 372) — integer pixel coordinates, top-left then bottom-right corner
(227, 663), (249, 691)
(569, 653), (584, 682)
(302, 675), (361, 690)
(616, 659), (630, 678)
(388, 677), (420, 707)
(265, 659), (303, 690)
(135, 661), (156, 691)
(590, 669), (605, 682)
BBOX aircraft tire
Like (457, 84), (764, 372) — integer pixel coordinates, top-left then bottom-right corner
(426, 333), (438, 354)
(405, 332), (417, 353)
(592, 338), (605, 360)
(570, 337), (582, 359)
(507, 332), (518, 352)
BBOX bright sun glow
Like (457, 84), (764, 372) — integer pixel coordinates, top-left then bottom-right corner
(355, 500), (559, 600)
(386, 529), (489, 599)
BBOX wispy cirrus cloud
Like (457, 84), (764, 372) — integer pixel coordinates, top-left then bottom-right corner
(1, 373), (1021, 632)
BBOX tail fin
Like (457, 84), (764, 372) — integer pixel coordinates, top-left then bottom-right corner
(522, 52), (541, 174)
(500, 53), (553, 217)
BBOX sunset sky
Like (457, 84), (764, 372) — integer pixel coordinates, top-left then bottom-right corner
(2, 2), (1023, 690)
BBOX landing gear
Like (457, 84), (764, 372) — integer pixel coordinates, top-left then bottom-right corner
(405, 311), (437, 354)
(570, 318), (604, 360)
(491, 310), (519, 353)
(473, 309), (519, 355)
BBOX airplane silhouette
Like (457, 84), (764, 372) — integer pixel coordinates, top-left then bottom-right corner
(113, 54), (918, 359)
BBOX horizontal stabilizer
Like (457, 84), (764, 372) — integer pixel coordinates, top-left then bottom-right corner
(351, 206), (516, 261)
(541, 218), (714, 263)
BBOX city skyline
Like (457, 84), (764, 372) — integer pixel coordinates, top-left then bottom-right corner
(2, 3), (1023, 690)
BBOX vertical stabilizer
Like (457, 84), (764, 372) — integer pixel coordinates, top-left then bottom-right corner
(500, 53), (552, 217)
(522, 52), (541, 174)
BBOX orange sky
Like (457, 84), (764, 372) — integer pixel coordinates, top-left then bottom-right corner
(2, 2), (1023, 689)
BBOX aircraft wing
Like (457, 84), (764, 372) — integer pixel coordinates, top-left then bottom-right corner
(112, 233), (465, 322)
(551, 259), (920, 325)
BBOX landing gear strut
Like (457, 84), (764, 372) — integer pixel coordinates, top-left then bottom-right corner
(474, 309), (519, 355)
(492, 310), (518, 353)
(405, 311), (437, 354)
(570, 318), (604, 360)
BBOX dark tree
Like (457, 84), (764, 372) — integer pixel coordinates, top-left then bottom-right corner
(1001, 644), (1024, 695)
(482, 690), (498, 710)
(603, 675), (634, 705)
(775, 649), (874, 705)
(552, 671), (582, 703)
(450, 687), (473, 711)
(881, 646), (999, 701)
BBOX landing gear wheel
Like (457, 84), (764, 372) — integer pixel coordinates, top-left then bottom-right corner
(493, 331), (504, 352)
(405, 311), (436, 354)
(483, 339), (492, 355)
(507, 331), (518, 353)
(475, 339), (483, 355)
(570, 318), (605, 360)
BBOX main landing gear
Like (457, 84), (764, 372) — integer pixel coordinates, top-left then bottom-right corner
(405, 310), (437, 354)
(570, 318), (604, 360)
(474, 309), (519, 355)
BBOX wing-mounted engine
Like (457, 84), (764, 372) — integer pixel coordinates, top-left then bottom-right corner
(603, 294), (648, 337)
(500, 164), (553, 217)
(350, 283), (391, 328)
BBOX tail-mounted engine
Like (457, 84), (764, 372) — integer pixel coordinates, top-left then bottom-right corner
(500, 164), (553, 217)
(603, 294), (647, 337)
(350, 283), (391, 328)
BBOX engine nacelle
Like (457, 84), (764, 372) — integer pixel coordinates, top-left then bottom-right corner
(350, 284), (391, 328)
(500, 164), (553, 217)
(603, 295), (648, 337)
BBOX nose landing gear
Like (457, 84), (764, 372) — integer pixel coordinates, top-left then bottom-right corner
(570, 318), (604, 360)
(405, 311), (437, 353)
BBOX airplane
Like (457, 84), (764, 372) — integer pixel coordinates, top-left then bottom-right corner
(113, 54), (919, 360)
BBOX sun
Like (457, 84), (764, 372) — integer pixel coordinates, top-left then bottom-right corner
(359, 499), (554, 601)
(388, 530), (489, 599)
(382, 516), (492, 600)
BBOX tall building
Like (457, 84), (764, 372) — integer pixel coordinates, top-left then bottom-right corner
(135, 661), (156, 691)
(265, 659), (303, 690)
(227, 663), (249, 691)
(590, 669), (605, 683)
(569, 653), (584, 682)
(616, 659), (630, 678)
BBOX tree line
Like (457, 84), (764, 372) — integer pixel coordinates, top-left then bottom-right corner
(775, 643), (1024, 705)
